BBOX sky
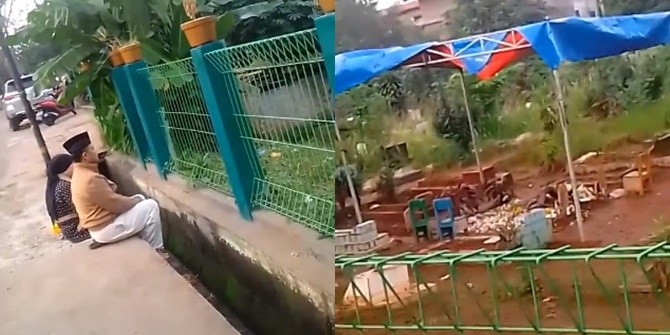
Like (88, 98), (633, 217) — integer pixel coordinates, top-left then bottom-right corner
(2, 0), (38, 33)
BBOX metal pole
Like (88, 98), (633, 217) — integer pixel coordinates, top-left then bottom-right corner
(0, 28), (51, 166)
(334, 125), (363, 225)
(551, 69), (585, 242)
(458, 70), (485, 184)
(596, 0), (604, 17)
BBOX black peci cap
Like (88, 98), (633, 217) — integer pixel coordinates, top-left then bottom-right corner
(62, 131), (91, 156)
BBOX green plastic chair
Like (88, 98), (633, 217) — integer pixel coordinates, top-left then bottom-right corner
(408, 199), (430, 241)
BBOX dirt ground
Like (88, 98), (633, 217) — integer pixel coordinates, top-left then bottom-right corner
(336, 148), (670, 333)
(335, 258), (670, 334)
(341, 158), (670, 249)
(552, 171), (670, 246)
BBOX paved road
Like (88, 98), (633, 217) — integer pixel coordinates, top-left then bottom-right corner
(0, 114), (10, 185)
(0, 115), (78, 268)
(0, 113), (243, 334)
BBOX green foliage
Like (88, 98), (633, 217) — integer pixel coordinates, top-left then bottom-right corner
(376, 161), (396, 202)
(445, 0), (551, 37)
(336, 81), (462, 179)
(434, 96), (474, 152)
(14, 43), (65, 74)
(338, 45), (670, 176)
(216, 0), (321, 45)
(88, 72), (135, 154)
(334, 0), (670, 179)
(372, 73), (406, 115)
(15, 0), (305, 153)
(603, 0), (670, 15)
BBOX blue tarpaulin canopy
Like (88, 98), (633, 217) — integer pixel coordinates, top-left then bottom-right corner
(334, 11), (670, 96)
(334, 42), (435, 96)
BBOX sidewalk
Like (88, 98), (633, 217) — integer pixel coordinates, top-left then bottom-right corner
(0, 239), (242, 335)
(0, 116), (85, 267)
(0, 113), (244, 334)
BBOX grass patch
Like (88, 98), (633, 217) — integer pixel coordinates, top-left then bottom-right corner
(603, 96), (670, 142)
(480, 93), (670, 170)
(386, 116), (462, 170)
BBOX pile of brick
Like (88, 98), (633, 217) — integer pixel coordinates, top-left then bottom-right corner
(335, 220), (391, 255)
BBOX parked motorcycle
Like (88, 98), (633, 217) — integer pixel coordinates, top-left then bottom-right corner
(33, 95), (76, 127)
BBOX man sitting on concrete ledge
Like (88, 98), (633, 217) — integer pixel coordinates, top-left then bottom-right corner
(64, 131), (164, 251)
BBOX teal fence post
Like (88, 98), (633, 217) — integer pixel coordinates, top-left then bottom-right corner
(110, 67), (151, 167)
(190, 42), (262, 221)
(122, 61), (171, 179)
(315, 13), (336, 93)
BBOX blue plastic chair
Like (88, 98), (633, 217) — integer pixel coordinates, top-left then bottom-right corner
(433, 197), (455, 240)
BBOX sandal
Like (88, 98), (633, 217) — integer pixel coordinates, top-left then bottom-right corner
(88, 241), (106, 250)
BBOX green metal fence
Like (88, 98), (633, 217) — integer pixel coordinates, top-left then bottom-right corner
(335, 243), (670, 334)
(205, 29), (335, 236)
(141, 58), (232, 194)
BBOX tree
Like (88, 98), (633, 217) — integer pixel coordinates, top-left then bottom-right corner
(335, 0), (409, 52)
(14, 42), (64, 74)
(445, 0), (551, 37)
(602, 0), (670, 15)
(205, 0), (321, 45)
(11, 0), (279, 152)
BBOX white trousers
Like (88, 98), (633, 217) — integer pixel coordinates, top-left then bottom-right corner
(89, 196), (164, 249)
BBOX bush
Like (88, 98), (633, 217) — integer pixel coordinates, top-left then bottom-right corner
(335, 46), (670, 179)
(387, 116), (462, 169)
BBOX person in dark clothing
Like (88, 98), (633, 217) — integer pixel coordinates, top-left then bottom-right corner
(45, 154), (91, 243)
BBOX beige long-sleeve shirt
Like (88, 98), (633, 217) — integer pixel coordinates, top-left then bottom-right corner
(70, 162), (139, 231)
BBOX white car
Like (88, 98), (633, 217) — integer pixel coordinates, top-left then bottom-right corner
(3, 74), (38, 132)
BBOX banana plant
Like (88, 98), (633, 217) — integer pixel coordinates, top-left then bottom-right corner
(8, 0), (283, 152)
(9, 0), (281, 105)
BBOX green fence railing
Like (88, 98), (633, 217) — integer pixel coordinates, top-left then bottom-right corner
(141, 58), (232, 195)
(335, 243), (670, 334)
(205, 29), (335, 236)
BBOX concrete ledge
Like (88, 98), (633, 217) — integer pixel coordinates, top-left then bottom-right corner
(106, 155), (334, 335)
(0, 238), (241, 334)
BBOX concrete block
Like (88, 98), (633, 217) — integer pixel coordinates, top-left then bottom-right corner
(357, 242), (370, 252)
(335, 234), (347, 245)
(368, 220), (378, 234)
(335, 229), (352, 237)
(376, 233), (391, 246)
(353, 220), (374, 235)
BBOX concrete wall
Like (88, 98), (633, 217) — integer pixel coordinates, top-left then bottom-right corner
(571, 0), (599, 17)
(386, 0), (582, 40)
(335, 220), (391, 255)
(105, 155), (334, 335)
(385, 0), (454, 40)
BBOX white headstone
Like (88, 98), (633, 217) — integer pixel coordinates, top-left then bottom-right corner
(344, 265), (410, 307)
